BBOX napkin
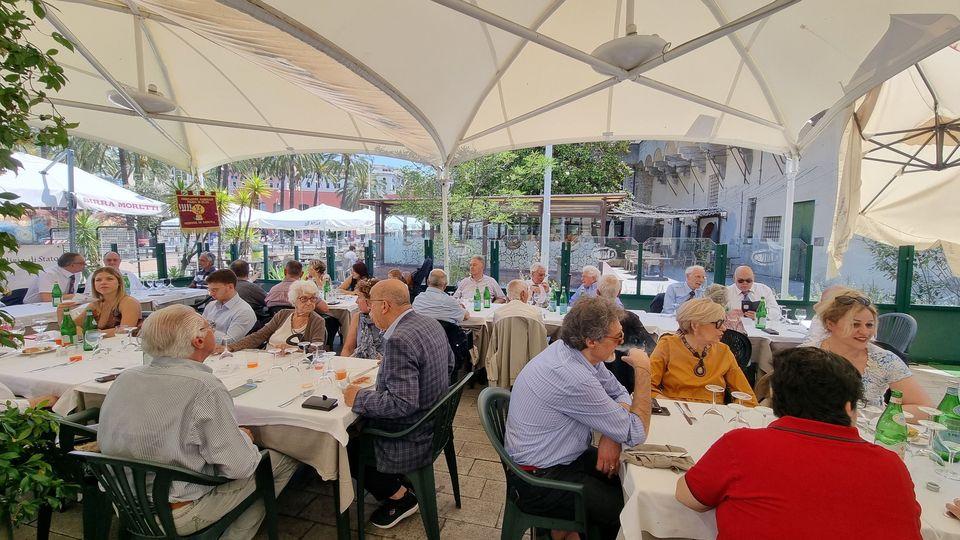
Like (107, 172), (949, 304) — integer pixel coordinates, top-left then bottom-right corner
(621, 443), (694, 472)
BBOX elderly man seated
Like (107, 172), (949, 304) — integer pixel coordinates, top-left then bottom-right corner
(265, 260), (304, 308)
(412, 269), (469, 324)
(493, 279), (544, 323)
(526, 262), (551, 307)
(506, 297), (652, 540)
(202, 269), (257, 345)
(452, 256), (506, 303)
(676, 347), (922, 538)
(568, 265), (601, 305)
(189, 251), (216, 289)
(98, 305), (299, 540)
(596, 274), (625, 308)
(85, 251), (143, 292)
(662, 265), (705, 314)
(725, 265), (781, 320)
(343, 280), (455, 529)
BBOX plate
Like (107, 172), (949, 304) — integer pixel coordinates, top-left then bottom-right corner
(20, 345), (57, 356)
(326, 300), (341, 306)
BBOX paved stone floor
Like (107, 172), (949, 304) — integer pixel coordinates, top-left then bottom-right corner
(14, 367), (957, 540)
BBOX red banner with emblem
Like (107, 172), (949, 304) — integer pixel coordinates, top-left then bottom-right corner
(176, 191), (220, 233)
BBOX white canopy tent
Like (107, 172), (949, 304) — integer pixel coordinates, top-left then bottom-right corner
(351, 209), (430, 234)
(0, 152), (165, 216)
(258, 204), (368, 231)
(160, 204), (273, 228)
(829, 42), (960, 277)
(26, 1), (960, 285)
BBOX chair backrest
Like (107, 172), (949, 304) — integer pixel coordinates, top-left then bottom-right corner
(649, 293), (665, 313)
(1, 287), (27, 306)
(477, 387), (513, 468)
(721, 329), (752, 370)
(70, 451), (229, 538)
(436, 319), (472, 370)
(425, 372), (474, 461)
(877, 313), (918, 353)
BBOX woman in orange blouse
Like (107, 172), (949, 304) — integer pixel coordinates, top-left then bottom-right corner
(650, 298), (757, 406)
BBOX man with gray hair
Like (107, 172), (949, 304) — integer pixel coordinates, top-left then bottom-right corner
(412, 269), (469, 324)
(85, 251), (143, 293)
(452, 255), (506, 303)
(569, 265), (601, 305)
(505, 297), (652, 540)
(526, 262), (551, 307)
(662, 265), (706, 314)
(23, 251), (86, 303)
(189, 251), (217, 289)
(98, 304), (298, 539)
(493, 279), (543, 323)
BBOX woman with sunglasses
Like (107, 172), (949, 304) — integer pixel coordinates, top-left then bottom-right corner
(805, 293), (931, 416)
(650, 298), (757, 405)
(218, 280), (326, 352)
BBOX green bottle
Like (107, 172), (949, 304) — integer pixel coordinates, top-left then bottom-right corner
(874, 389), (908, 458)
(323, 278), (332, 301)
(483, 286), (491, 308)
(473, 288), (481, 311)
(558, 286), (568, 315)
(933, 386), (960, 461)
(122, 274), (131, 291)
(82, 309), (98, 351)
(59, 312), (77, 346)
(51, 283), (62, 307)
(755, 297), (767, 329)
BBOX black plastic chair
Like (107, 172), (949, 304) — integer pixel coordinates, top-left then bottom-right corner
(477, 387), (599, 540)
(1, 287), (27, 306)
(437, 319), (473, 382)
(721, 329), (755, 387)
(649, 293), (665, 313)
(355, 372), (473, 540)
(877, 313), (918, 354)
(70, 449), (280, 540)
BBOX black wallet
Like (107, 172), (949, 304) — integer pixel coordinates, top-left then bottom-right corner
(741, 299), (760, 313)
(302, 395), (338, 411)
(651, 398), (670, 416)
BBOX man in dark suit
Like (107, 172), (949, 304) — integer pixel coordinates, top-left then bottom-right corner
(343, 279), (454, 529)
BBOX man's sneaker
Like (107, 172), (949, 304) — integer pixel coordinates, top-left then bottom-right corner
(370, 491), (419, 529)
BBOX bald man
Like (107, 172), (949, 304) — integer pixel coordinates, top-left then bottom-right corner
(725, 266), (781, 320)
(85, 251), (143, 293)
(343, 279), (455, 529)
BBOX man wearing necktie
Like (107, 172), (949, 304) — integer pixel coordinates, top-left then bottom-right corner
(725, 265), (782, 320)
(662, 265), (706, 314)
(23, 252), (86, 304)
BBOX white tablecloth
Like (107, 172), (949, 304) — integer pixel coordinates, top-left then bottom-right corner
(5, 288), (208, 328)
(618, 400), (960, 540)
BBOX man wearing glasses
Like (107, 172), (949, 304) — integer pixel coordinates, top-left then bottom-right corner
(24, 252), (86, 304)
(725, 265), (781, 320)
(504, 297), (652, 540)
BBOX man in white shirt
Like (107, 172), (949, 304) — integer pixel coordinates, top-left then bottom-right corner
(412, 269), (469, 324)
(662, 265), (706, 314)
(0, 382), (56, 411)
(85, 251), (143, 293)
(23, 252), (86, 304)
(494, 280), (544, 323)
(202, 269), (257, 345)
(452, 256), (506, 303)
(526, 262), (551, 307)
(725, 265), (781, 320)
(343, 245), (358, 280)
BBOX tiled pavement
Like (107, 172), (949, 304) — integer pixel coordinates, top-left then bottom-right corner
(14, 367), (958, 540)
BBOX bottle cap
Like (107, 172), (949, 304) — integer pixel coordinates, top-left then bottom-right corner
(926, 481), (940, 492)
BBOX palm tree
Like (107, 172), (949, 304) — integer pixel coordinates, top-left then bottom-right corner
(312, 153), (339, 206)
(232, 174), (272, 256)
(260, 154), (329, 210)
(336, 154), (377, 210)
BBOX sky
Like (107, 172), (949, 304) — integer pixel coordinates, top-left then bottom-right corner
(365, 154), (425, 170)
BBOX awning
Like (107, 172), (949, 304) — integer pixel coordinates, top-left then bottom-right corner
(612, 201), (726, 220)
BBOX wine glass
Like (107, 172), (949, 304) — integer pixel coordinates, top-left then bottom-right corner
(703, 384), (725, 417)
(728, 391), (753, 426)
(912, 418), (947, 463)
(116, 324), (134, 349)
(936, 440), (960, 481)
(794, 308), (807, 322)
(84, 330), (104, 358)
(30, 320), (50, 341)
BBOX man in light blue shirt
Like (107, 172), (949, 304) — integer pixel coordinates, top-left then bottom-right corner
(568, 265), (600, 305)
(662, 265), (706, 314)
(202, 269), (256, 345)
(505, 297), (652, 540)
(412, 269), (469, 324)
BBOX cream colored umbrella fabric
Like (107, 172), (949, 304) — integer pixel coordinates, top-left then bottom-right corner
(27, 0), (960, 171)
(829, 43), (960, 276)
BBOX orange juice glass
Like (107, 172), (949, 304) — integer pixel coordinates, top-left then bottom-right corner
(247, 359), (259, 369)
(335, 368), (348, 381)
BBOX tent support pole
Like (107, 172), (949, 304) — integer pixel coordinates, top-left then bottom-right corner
(779, 157), (799, 298)
(540, 145), (553, 268)
(441, 168), (450, 274)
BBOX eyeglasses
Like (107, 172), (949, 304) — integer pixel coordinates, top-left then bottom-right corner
(835, 295), (871, 306)
(601, 332), (625, 343)
(736, 278), (753, 284)
(297, 296), (318, 303)
(709, 320), (724, 329)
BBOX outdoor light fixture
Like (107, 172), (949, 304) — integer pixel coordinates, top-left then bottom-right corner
(107, 83), (178, 114)
(590, 0), (667, 76)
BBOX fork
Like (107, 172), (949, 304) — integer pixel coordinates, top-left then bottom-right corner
(681, 402), (699, 423)
(278, 389), (315, 408)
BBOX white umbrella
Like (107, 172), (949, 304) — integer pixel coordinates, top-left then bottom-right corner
(0, 152), (164, 216)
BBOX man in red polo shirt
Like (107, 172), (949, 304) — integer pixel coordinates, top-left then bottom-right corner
(675, 347), (921, 540)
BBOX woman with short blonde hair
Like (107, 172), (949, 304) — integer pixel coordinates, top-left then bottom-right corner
(705, 283), (745, 333)
(649, 298), (756, 405)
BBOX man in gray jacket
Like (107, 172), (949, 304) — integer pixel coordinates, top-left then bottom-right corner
(344, 279), (455, 529)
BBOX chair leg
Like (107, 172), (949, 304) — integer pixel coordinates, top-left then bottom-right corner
(81, 477), (111, 540)
(331, 479), (350, 540)
(408, 468), (441, 540)
(443, 439), (462, 508)
(36, 504), (51, 540)
(261, 490), (279, 540)
(356, 463), (366, 540)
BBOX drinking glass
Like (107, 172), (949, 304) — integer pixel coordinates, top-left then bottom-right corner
(912, 419), (947, 463)
(84, 330), (104, 358)
(936, 440), (960, 481)
(703, 384), (725, 417)
(728, 391), (753, 426)
(30, 320), (50, 341)
(267, 350), (286, 377)
(794, 308), (807, 322)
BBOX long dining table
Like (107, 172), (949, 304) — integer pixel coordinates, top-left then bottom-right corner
(618, 399), (960, 540)
(0, 336), (375, 539)
(5, 287), (210, 328)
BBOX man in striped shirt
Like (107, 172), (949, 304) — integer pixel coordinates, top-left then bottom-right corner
(505, 297), (652, 540)
(98, 305), (299, 540)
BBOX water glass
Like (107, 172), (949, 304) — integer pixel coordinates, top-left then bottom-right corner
(84, 330), (104, 358)
(703, 384), (725, 417)
(794, 308), (807, 322)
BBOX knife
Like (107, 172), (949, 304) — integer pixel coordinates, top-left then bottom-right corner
(675, 402), (694, 426)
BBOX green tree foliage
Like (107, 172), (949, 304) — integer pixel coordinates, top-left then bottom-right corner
(865, 239), (960, 305)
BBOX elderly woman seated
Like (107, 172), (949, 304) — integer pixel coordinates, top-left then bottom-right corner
(219, 280), (326, 352)
(596, 274), (624, 308)
(704, 283), (745, 334)
(650, 298), (757, 405)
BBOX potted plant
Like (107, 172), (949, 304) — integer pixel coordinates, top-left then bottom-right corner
(0, 404), (77, 539)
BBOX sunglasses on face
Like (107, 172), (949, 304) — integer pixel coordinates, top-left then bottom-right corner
(835, 295), (871, 306)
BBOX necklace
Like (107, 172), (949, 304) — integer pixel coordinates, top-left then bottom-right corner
(679, 334), (709, 377)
